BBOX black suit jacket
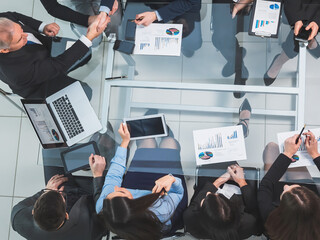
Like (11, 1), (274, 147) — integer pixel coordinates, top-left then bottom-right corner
(183, 180), (260, 239)
(284, 0), (320, 27)
(11, 189), (107, 240)
(258, 154), (320, 224)
(0, 12), (89, 98)
(40, 0), (90, 26)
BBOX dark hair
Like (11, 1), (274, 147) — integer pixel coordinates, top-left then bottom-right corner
(265, 186), (320, 240)
(33, 190), (66, 231)
(200, 194), (240, 240)
(100, 193), (164, 240)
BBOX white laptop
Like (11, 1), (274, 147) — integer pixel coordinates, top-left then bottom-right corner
(21, 82), (102, 149)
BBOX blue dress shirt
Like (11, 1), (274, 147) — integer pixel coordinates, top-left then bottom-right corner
(95, 147), (184, 227)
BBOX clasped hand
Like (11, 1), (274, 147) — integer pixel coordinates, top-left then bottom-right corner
(45, 174), (68, 191)
(294, 20), (319, 41)
(43, 23), (60, 37)
(152, 174), (176, 195)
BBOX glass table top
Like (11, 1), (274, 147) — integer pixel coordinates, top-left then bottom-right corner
(100, 1), (320, 183)
(42, 1), (320, 184)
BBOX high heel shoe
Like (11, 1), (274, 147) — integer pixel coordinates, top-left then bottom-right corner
(238, 98), (251, 138)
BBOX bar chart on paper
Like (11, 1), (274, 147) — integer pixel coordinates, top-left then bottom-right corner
(193, 126), (246, 165)
(197, 133), (223, 150)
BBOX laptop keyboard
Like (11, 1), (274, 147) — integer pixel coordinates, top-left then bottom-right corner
(52, 95), (84, 139)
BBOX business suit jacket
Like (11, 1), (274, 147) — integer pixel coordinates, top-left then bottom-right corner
(0, 12), (89, 98)
(40, 0), (90, 26)
(183, 180), (260, 239)
(284, 0), (320, 27)
(258, 154), (320, 225)
(11, 190), (107, 240)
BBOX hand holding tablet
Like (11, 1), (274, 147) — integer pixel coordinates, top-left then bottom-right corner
(123, 114), (168, 140)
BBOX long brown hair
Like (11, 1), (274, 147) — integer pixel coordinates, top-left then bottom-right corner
(265, 186), (320, 240)
(100, 192), (165, 240)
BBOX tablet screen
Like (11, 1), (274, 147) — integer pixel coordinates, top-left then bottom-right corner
(62, 142), (98, 173)
(126, 116), (165, 138)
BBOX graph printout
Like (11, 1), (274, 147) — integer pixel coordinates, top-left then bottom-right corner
(134, 23), (182, 56)
(251, 0), (281, 36)
(193, 126), (247, 166)
(277, 128), (320, 168)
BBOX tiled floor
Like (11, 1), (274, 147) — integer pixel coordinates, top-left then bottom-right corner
(1, 1), (320, 240)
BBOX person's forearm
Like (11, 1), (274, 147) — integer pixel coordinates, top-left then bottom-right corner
(40, 0), (89, 26)
(213, 177), (228, 189)
(120, 140), (130, 149)
(8, 11), (42, 31)
(284, 0), (303, 26)
(157, 0), (201, 23)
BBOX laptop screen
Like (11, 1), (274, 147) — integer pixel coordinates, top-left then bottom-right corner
(24, 103), (65, 144)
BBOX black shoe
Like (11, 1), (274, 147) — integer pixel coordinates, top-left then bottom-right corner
(264, 54), (280, 86)
(238, 98), (251, 138)
(233, 76), (247, 98)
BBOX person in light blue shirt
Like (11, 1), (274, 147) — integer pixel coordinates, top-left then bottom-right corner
(93, 123), (185, 240)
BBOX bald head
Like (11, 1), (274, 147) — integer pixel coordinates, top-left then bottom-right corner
(0, 18), (14, 50)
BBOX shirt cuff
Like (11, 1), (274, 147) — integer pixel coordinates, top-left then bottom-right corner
(99, 6), (111, 15)
(114, 146), (127, 161)
(155, 10), (162, 22)
(79, 35), (92, 48)
(38, 22), (47, 33)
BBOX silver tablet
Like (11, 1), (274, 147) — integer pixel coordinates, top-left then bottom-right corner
(123, 114), (168, 140)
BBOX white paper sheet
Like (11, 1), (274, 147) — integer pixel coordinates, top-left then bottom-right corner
(277, 128), (320, 168)
(134, 23), (183, 56)
(251, 0), (281, 36)
(193, 125), (247, 166)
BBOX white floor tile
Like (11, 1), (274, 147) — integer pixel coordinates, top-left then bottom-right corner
(0, 117), (21, 196)
(0, 197), (13, 240)
(32, 0), (55, 23)
(0, 82), (24, 117)
(14, 119), (44, 197)
(1, 0), (34, 16)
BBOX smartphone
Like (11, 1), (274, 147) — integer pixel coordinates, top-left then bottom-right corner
(125, 20), (137, 41)
(295, 26), (312, 42)
(113, 40), (135, 54)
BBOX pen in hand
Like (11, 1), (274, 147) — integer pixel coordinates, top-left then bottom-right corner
(131, 17), (144, 22)
(295, 124), (306, 144)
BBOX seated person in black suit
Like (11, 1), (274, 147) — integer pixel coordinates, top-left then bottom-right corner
(11, 162), (109, 240)
(264, 0), (320, 86)
(184, 164), (260, 240)
(132, 0), (201, 26)
(183, 98), (261, 240)
(0, 11), (108, 99)
(258, 132), (320, 239)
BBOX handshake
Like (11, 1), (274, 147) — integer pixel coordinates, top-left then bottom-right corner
(86, 12), (111, 41)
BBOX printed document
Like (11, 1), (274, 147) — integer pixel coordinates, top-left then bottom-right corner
(193, 125), (247, 166)
(277, 128), (320, 168)
(251, 0), (281, 36)
(134, 23), (183, 56)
